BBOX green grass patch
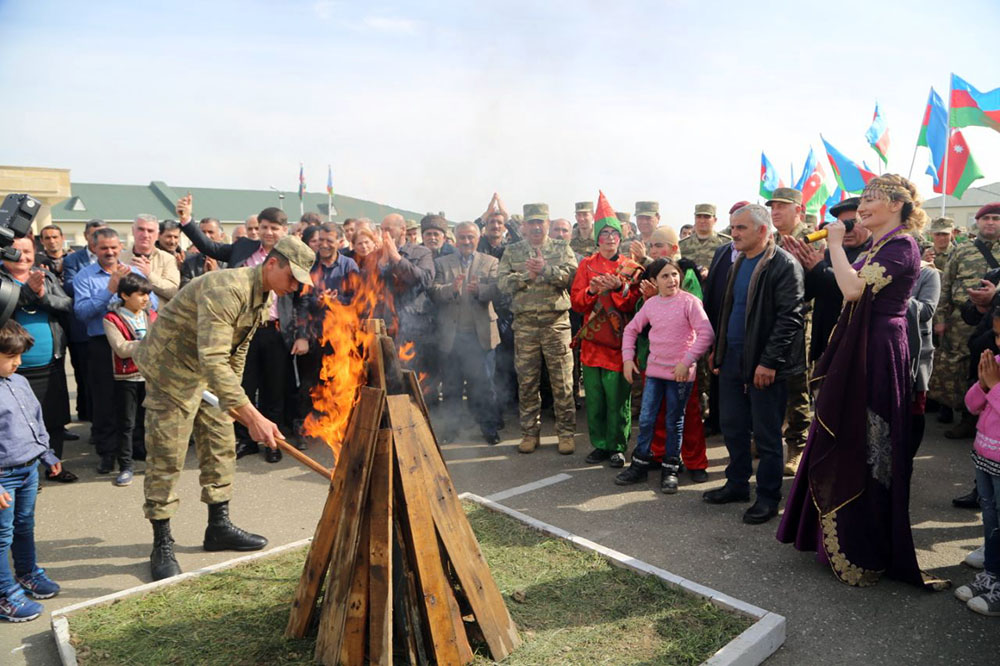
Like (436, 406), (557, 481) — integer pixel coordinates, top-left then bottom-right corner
(70, 503), (751, 665)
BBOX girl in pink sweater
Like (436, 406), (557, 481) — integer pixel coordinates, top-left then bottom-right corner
(616, 258), (715, 493)
(956, 319), (1000, 617)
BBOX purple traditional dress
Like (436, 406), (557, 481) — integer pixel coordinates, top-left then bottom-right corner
(777, 230), (942, 588)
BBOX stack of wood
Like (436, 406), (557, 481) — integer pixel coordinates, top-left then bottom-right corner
(285, 320), (521, 665)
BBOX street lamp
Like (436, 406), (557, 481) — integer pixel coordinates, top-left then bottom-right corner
(269, 186), (285, 211)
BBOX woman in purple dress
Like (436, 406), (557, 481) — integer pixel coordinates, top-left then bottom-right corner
(777, 174), (944, 589)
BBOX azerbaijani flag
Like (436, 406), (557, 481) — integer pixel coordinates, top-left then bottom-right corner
(298, 163), (306, 200)
(760, 152), (784, 199)
(918, 88), (949, 182)
(326, 164), (334, 195)
(931, 129), (984, 199)
(821, 186), (848, 224)
(951, 74), (1000, 133)
(865, 102), (890, 165)
(796, 148), (834, 216)
(820, 136), (877, 194)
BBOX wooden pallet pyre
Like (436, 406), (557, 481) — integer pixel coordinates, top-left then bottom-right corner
(285, 320), (521, 665)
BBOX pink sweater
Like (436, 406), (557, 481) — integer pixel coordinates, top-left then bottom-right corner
(622, 291), (715, 381)
(965, 373), (1000, 464)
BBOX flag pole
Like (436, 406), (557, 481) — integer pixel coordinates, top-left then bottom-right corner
(906, 142), (919, 180)
(941, 75), (953, 216)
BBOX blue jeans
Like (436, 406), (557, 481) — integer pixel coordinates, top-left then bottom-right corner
(0, 462), (39, 593)
(718, 345), (787, 506)
(634, 377), (692, 461)
(976, 468), (1000, 575)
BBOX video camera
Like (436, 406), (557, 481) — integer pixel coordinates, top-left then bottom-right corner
(0, 193), (42, 327)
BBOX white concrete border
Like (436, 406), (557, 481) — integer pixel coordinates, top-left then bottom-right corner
(50, 538), (312, 666)
(460, 492), (786, 666)
(485, 472), (573, 502)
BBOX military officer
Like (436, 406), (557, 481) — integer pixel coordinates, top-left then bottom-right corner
(679, 203), (730, 280)
(134, 235), (315, 581)
(571, 201), (597, 256)
(498, 203), (578, 454)
(931, 203), (1000, 437)
(924, 216), (956, 272)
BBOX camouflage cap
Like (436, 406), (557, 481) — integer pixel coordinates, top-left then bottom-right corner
(804, 213), (818, 228)
(694, 203), (716, 217)
(616, 211), (631, 224)
(523, 203), (550, 222)
(575, 201), (594, 213)
(405, 218), (419, 231)
(635, 201), (660, 218)
(930, 216), (955, 233)
(766, 187), (803, 206)
(273, 235), (316, 285)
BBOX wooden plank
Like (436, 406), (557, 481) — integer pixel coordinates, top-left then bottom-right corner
(393, 493), (429, 665)
(367, 430), (394, 666)
(285, 385), (386, 638)
(389, 396), (465, 665)
(441, 551), (475, 665)
(339, 510), (370, 665)
(389, 396), (521, 660)
(402, 370), (440, 453)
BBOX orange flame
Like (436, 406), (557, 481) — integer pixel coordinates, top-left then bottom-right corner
(398, 341), (416, 362)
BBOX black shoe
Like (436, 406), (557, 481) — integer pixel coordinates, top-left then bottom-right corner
(689, 468), (709, 483)
(291, 436), (308, 451)
(585, 449), (612, 464)
(484, 432), (501, 446)
(660, 458), (680, 494)
(609, 452), (626, 468)
(96, 457), (115, 475)
(203, 502), (268, 552)
(953, 487), (980, 509)
(742, 501), (779, 525)
(235, 441), (259, 459)
(937, 406), (954, 424)
(63, 430), (80, 442)
(614, 460), (650, 485)
(264, 447), (282, 464)
(702, 485), (750, 504)
(150, 519), (182, 581)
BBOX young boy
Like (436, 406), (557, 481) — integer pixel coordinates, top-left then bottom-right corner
(102, 273), (156, 487)
(0, 320), (62, 622)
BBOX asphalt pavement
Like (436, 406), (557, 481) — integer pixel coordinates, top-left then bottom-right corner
(1, 387), (995, 665)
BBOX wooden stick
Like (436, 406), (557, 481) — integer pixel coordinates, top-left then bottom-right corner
(226, 408), (333, 479)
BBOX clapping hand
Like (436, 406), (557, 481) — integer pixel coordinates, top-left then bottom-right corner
(130, 254), (152, 276)
(525, 248), (545, 277)
(629, 240), (646, 262)
(639, 278), (656, 299)
(26, 268), (45, 297)
(106, 263), (132, 293)
(979, 350), (1000, 390)
(380, 230), (401, 264)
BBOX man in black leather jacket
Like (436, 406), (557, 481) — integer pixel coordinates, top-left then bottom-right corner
(703, 204), (805, 525)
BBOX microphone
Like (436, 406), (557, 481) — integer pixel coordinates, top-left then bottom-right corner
(806, 219), (854, 243)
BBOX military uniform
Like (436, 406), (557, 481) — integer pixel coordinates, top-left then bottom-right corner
(498, 204), (578, 447)
(928, 217), (956, 272)
(930, 239), (999, 411)
(679, 203), (730, 273)
(571, 201), (598, 256)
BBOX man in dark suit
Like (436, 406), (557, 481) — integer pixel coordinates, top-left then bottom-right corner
(429, 222), (502, 444)
(176, 195), (292, 463)
(62, 219), (107, 422)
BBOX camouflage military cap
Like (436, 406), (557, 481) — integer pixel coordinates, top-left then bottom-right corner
(575, 201), (594, 213)
(635, 201), (660, 218)
(804, 213), (818, 227)
(273, 235), (316, 285)
(616, 212), (631, 224)
(930, 217), (955, 234)
(694, 203), (716, 217)
(766, 187), (802, 206)
(405, 218), (419, 231)
(523, 203), (549, 222)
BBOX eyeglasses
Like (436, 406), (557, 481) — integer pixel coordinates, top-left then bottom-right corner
(598, 229), (619, 237)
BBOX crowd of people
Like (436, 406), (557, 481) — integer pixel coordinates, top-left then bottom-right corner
(2, 177), (1000, 623)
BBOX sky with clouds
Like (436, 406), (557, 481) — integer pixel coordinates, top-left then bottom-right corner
(2, 0), (999, 225)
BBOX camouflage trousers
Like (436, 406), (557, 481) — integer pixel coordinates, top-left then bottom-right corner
(142, 384), (237, 521)
(513, 311), (576, 437)
(928, 316), (974, 410)
(783, 370), (812, 451)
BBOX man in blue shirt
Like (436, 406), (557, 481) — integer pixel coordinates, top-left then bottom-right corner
(72, 228), (158, 472)
(62, 219), (106, 423)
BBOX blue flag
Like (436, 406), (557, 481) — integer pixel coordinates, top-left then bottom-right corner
(917, 88), (949, 185)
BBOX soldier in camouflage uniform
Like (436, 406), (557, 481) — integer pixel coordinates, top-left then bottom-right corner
(499, 203), (579, 454)
(931, 208), (1000, 437)
(924, 216), (956, 272)
(134, 235), (315, 581)
(766, 187), (812, 474)
(571, 201), (597, 257)
(679, 203), (730, 280)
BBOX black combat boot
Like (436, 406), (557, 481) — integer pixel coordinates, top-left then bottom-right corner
(660, 457), (681, 495)
(203, 501), (268, 552)
(150, 519), (182, 581)
(614, 455), (651, 485)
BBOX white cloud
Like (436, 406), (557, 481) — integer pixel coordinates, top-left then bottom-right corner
(360, 15), (419, 34)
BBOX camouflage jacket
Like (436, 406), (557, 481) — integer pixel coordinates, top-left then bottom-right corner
(935, 239), (999, 325)
(775, 223), (810, 247)
(498, 238), (578, 315)
(134, 265), (269, 411)
(679, 231), (730, 272)
(932, 245), (954, 273)
(570, 226), (597, 256)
